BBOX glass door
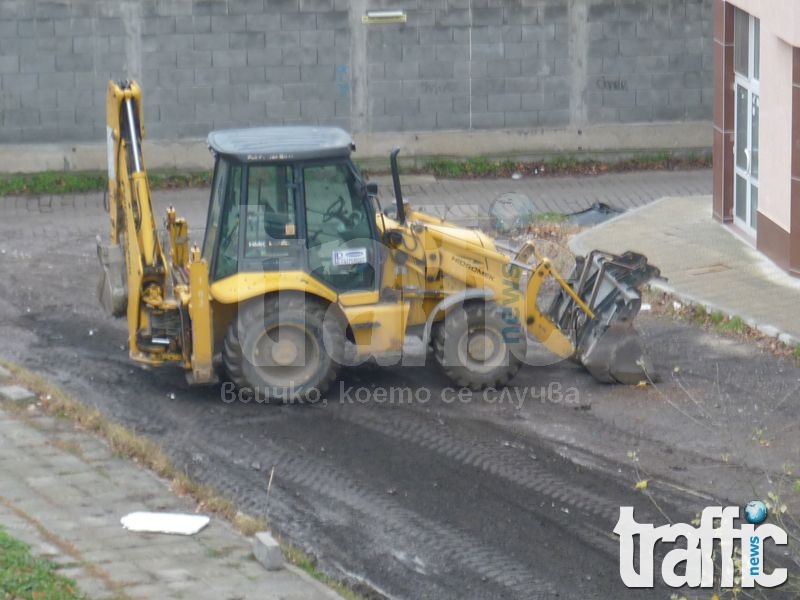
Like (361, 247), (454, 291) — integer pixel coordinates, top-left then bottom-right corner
(733, 10), (760, 233)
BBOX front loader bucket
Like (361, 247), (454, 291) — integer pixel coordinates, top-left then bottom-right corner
(579, 322), (655, 384)
(546, 250), (661, 384)
(97, 237), (128, 318)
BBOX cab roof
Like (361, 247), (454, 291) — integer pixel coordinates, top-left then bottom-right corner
(207, 126), (354, 162)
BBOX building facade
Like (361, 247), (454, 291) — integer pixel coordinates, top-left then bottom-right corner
(713, 0), (800, 275)
(0, 0), (713, 169)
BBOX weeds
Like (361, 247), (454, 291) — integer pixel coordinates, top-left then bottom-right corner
(0, 170), (212, 197)
(421, 151), (711, 180)
(0, 527), (84, 600)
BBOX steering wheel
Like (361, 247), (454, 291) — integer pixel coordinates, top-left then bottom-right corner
(323, 196), (347, 223)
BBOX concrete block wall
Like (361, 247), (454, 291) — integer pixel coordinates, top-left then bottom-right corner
(0, 0), (713, 152)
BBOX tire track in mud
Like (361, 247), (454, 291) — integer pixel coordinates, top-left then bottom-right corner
(173, 418), (564, 600)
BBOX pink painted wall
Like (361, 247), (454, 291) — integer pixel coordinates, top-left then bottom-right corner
(726, 0), (796, 231)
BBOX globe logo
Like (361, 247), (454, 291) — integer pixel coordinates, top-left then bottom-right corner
(744, 500), (768, 524)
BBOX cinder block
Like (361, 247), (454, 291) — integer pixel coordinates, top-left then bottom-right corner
(281, 47), (318, 66)
(177, 50), (212, 68)
(266, 101), (300, 119)
(471, 43), (503, 60)
(588, 3), (618, 21)
(300, 29), (334, 48)
(316, 9), (346, 28)
(230, 101), (267, 121)
(603, 91), (636, 108)
(419, 26), (453, 45)
(195, 67), (230, 86)
(265, 65), (301, 83)
(435, 111), (469, 129)
(211, 15), (247, 33)
(618, 106), (653, 123)
(193, 0), (229, 16)
(487, 59), (521, 78)
(0, 55), (19, 74)
(300, 0), (333, 11)
(471, 111), (505, 129)
(211, 49), (247, 68)
(543, 4), (568, 21)
(437, 8), (469, 27)
(142, 16), (176, 36)
(17, 18), (54, 37)
(4, 73), (38, 92)
(229, 0), (265, 14)
(283, 81), (337, 101)
(248, 83), (283, 102)
(281, 12), (316, 30)
(246, 50), (282, 67)
(403, 113), (436, 131)
(385, 95), (419, 116)
(54, 17), (92, 36)
(419, 61), (453, 79)
(505, 6), (538, 25)
(472, 7), (503, 26)
(176, 15), (210, 33)
(230, 66), (266, 84)
(300, 99), (336, 118)
(504, 110), (538, 128)
(488, 93), (520, 112)
(420, 95), (453, 113)
(0, 385), (36, 403)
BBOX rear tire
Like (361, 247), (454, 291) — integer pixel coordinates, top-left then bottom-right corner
(223, 295), (343, 402)
(433, 302), (525, 390)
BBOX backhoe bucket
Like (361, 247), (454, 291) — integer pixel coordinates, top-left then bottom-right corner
(546, 250), (661, 384)
(97, 238), (128, 318)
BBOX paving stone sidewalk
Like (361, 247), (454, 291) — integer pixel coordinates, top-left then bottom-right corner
(570, 195), (800, 345)
(0, 381), (342, 600)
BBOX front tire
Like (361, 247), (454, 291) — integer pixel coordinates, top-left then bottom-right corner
(433, 302), (525, 390)
(223, 295), (343, 402)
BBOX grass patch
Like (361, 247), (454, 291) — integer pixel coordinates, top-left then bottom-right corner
(530, 211), (568, 223)
(0, 170), (212, 197)
(280, 540), (365, 600)
(716, 315), (746, 334)
(0, 527), (85, 600)
(420, 151), (711, 180)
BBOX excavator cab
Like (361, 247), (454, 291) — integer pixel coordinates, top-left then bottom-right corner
(204, 128), (380, 292)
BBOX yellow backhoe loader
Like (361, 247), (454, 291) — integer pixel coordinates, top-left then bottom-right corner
(98, 80), (660, 400)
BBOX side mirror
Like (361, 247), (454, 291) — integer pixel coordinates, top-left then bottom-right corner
(366, 182), (378, 197)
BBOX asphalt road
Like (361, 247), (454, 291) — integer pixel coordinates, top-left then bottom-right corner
(1, 185), (797, 599)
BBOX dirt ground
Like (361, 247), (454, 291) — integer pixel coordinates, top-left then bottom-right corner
(0, 190), (797, 599)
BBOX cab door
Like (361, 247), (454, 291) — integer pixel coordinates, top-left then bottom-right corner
(301, 162), (379, 293)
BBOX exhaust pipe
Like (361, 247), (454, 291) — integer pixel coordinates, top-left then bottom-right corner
(390, 147), (405, 224)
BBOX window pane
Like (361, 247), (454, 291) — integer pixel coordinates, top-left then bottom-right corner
(202, 158), (229, 264)
(735, 175), (747, 221)
(244, 164), (297, 259)
(750, 184), (758, 230)
(735, 85), (748, 170)
(734, 8), (750, 76)
(304, 164), (374, 290)
(750, 94), (759, 180)
(753, 18), (760, 80)
(215, 164), (242, 280)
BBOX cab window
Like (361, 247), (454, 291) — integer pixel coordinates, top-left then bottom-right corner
(244, 164), (298, 259)
(303, 163), (374, 290)
(214, 162), (243, 280)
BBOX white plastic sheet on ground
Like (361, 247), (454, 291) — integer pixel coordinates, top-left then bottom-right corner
(120, 512), (210, 535)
